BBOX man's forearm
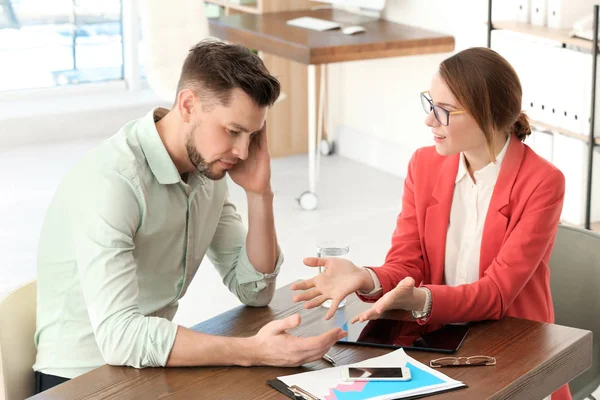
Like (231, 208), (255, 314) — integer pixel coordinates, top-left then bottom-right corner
(246, 191), (278, 274)
(166, 326), (257, 367)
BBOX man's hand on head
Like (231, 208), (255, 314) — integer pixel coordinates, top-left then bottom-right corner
(228, 122), (272, 196)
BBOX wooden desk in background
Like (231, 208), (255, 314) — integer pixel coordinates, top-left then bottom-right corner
(209, 9), (455, 210)
(30, 283), (592, 400)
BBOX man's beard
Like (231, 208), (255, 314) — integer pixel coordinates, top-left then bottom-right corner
(185, 129), (224, 181)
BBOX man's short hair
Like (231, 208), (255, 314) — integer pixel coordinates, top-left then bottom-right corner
(176, 39), (281, 109)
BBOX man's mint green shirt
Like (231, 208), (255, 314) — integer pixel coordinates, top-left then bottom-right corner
(34, 108), (283, 378)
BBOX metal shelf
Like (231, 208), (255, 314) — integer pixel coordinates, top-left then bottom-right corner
(491, 21), (597, 52)
(487, 1), (599, 230)
(530, 119), (600, 146)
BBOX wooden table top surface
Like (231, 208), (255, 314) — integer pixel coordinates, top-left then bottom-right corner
(30, 283), (592, 399)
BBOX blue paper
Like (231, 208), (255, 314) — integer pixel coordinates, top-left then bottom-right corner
(330, 362), (445, 400)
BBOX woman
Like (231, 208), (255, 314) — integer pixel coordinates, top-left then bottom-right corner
(291, 47), (569, 400)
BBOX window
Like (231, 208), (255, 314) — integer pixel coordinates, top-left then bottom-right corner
(0, 0), (124, 92)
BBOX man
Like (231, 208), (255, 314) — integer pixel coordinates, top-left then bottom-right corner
(33, 39), (345, 393)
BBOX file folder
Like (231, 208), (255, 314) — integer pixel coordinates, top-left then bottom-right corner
(516, 0), (532, 23)
(547, 0), (597, 30)
(531, 0), (548, 26)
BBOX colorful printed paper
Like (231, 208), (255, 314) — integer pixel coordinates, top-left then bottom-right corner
(278, 349), (465, 400)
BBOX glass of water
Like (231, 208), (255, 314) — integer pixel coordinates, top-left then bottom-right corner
(316, 241), (350, 309)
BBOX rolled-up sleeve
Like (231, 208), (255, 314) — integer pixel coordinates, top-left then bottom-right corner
(73, 169), (178, 368)
(207, 194), (283, 307)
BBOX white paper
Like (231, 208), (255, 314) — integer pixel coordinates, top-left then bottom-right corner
(278, 349), (465, 400)
(286, 17), (341, 31)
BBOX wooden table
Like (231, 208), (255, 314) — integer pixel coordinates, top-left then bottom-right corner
(30, 283), (592, 399)
(209, 9), (455, 210)
(208, 9), (455, 65)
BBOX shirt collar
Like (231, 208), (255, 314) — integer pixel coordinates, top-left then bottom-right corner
(138, 107), (183, 185)
(455, 135), (511, 187)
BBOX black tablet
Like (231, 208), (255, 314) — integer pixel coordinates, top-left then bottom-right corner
(337, 319), (469, 354)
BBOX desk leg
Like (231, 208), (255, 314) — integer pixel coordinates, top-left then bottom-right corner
(308, 64), (317, 194)
(298, 64), (319, 211)
(315, 64), (326, 188)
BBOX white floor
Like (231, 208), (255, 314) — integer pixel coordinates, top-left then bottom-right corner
(0, 138), (404, 327)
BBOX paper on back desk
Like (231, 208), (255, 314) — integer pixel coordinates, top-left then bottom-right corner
(277, 349), (465, 400)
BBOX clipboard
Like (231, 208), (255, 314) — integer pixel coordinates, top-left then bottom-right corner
(268, 379), (319, 399)
(267, 378), (468, 400)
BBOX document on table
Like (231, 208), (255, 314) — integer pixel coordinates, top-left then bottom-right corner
(273, 349), (466, 400)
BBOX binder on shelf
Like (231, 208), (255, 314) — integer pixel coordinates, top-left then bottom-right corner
(556, 49), (597, 136)
(547, 0), (597, 30)
(523, 36), (563, 122)
(531, 0), (548, 26)
(579, 51), (600, 138)
(545, 43), (564, 127)
(568, 50), (588, 135)
(515, 34), (538, 121)
(552, 133), (589, 226)
(492, 0), (525, 21)
(537, 38), (563, 126)
(530, 129), (554, 163)
(490, 30), (536, 119)
(516, 0), (532, 23)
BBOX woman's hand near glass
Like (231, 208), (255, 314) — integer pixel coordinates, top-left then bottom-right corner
(350, 277), (427, 324)
(291, 257), (375, 320)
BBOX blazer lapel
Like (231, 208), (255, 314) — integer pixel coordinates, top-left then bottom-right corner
(424, 154), (459, 285)
(480, 135), (525, 274)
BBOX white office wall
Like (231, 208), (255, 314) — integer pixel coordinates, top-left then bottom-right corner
(327, 0), (493, 177)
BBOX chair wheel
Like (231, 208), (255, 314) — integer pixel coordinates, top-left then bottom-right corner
(297, 191), (318, 211)
(320, 139), (336, 156)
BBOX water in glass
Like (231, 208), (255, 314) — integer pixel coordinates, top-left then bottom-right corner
(316, 241), (350, 309)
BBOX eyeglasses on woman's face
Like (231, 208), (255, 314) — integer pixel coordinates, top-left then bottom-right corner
(421, 90), (466, 126)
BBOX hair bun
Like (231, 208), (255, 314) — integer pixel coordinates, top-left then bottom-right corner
(514, 112), (532, 141)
